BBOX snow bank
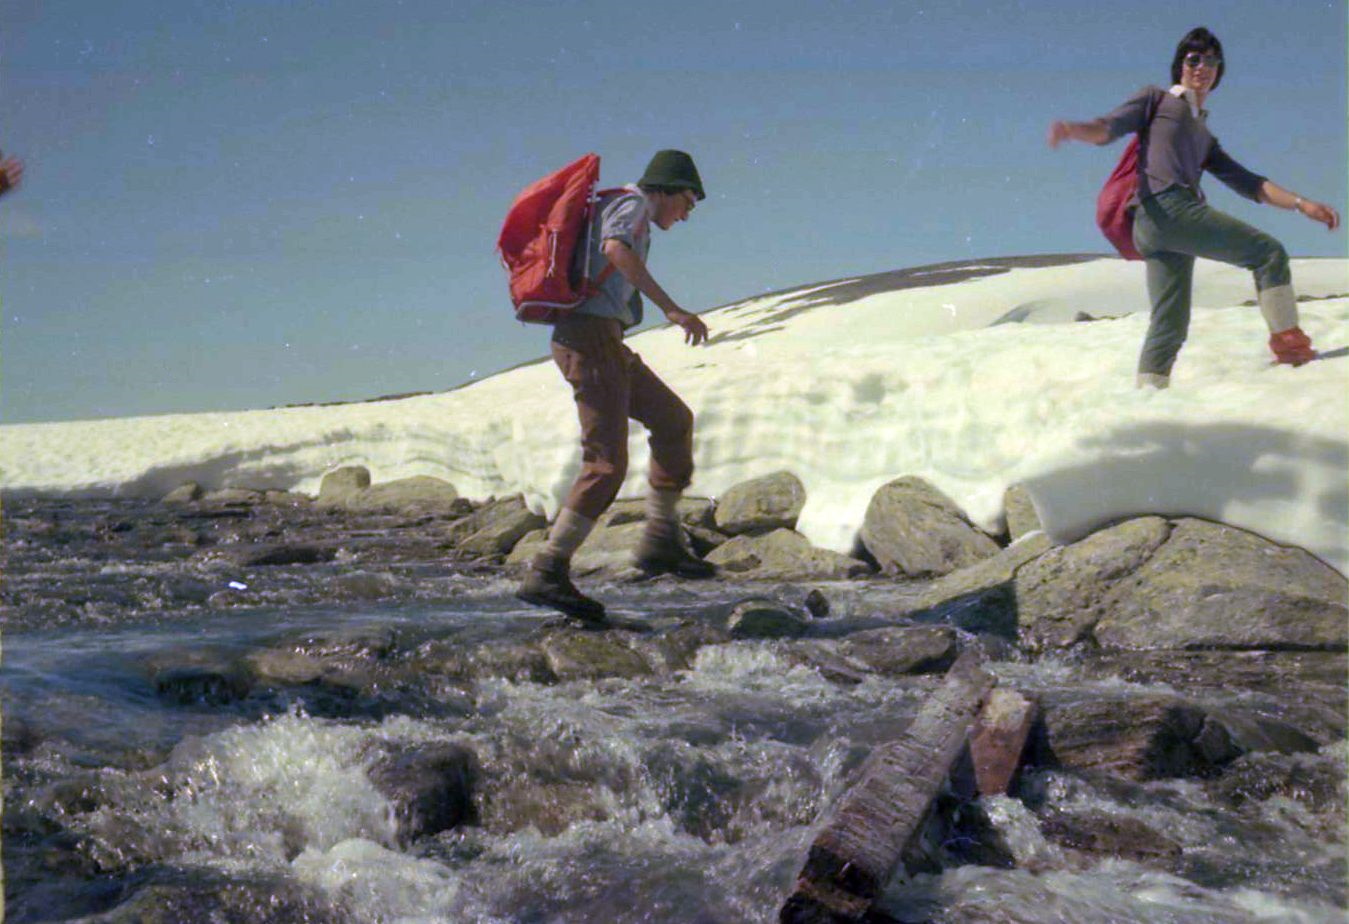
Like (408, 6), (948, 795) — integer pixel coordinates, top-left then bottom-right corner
(3, 256), (1346, 573)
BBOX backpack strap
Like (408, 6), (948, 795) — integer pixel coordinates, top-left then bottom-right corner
(580, 187), (642, 294)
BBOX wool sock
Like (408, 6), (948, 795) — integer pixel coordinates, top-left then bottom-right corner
(645, 488), (681, 533)
(537, 508), (596, 565)
(1258, 284), (1298, 334)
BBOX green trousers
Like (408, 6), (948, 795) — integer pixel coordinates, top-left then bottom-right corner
(1132, 186), (1292, 376)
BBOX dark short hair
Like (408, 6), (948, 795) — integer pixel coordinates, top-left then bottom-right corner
(1171, 26), (1225, 89)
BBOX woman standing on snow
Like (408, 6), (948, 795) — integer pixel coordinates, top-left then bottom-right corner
(1048, 26), (1340, 388)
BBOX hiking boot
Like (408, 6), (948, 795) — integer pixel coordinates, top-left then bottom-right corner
(516, 556), (608, 626)
(1269, 327), (1317, 366)
(633, 525), (716, 579)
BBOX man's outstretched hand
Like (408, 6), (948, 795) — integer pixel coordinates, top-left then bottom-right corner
(667, 309), (709, 346)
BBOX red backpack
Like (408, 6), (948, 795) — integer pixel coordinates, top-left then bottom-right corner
(496, 153), (623, 324)
(1095, 89), (1162, 261)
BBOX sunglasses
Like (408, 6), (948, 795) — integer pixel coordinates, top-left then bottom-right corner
(1183, 52), (1221, 69)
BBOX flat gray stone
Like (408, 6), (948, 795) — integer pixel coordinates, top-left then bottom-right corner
(726, 598), (811, 639)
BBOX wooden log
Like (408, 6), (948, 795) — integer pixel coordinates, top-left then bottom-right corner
(781, 649), (995, 923)
(969, 687), (1038, 797)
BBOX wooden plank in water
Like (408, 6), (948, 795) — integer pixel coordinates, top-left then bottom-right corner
(781, 648), (995, 924)
(969, 687), (1038, 797)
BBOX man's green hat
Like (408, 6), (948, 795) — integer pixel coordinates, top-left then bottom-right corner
(638, 149), (705, 201)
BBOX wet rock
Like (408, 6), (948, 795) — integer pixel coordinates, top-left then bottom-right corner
(1033, 692), (1315, 781)
(778, 639), (871, 685)
(317, 465), (372, 505)
(153, 662), (252, 706)
(685, 523), (731, 556)
(1208, 751), (1345, 822)
(1014, 516), (1171, 650)
(803, 588), (830, 619)
(244, 625), (398, 695)
(82, 870), (340, 923)
(726, 597), (811, 639)
(366, 741), (478, 843)
(713, 470), (806, 535)
(332, 570), (403, 599)
(238, 543), (338, 566)
(161, 481), (203, 504)
(1093, 518), (1348, 651)
(1037, 694), (1209, 780)
(1079, 650), (1348, 745)
(418, 638), (557, 685)
(913, 531), (1053, 636)
(1039, 809), (1183, 863)
(645, 743), (745, 841)
(860, 476), (999, 577)
(483, 780), (609, 836)
(2, 713), (40, 756)
(539, 631), (653, 681)
(635, 621), (733, 672)
(835, 625), (960, 676)
(1003, 484), (1041, 541)
(447, 494), (547, 559)
(705, 528), (870, 580)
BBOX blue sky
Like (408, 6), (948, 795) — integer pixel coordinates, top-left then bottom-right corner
(2, 0), (1345, 423)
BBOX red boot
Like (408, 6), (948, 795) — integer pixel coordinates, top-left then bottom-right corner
(1269, 327), (1317, 366)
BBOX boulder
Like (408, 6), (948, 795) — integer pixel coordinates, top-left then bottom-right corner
(317, 465), (371, 505)
(635, 621), (734, 672)
(1036, 692), (1319, 781)
(913, 531), (1053, 635)
(366, 741), (477, 843)
(1093, 518), (1348, 651)
(726, 598), (811, 639)
(705, 528), (870, 580)
(201, 488), (264, 506)
(714, 471), (806, 535)
(1037, 694), (1209, 780)
(1016, 517), (1348, 652)
(162, 482), (204, 504)
(1003, 484), (1041, 541)
(508, 521), (648, 576)
(349, 475), (463, 513)
(860, 476), (999, 577)
(1014, 517), (1171, 650)
(598, 496), (715, 529)
(1039, 810), (1183, 864)
(449, 495), (547, 559)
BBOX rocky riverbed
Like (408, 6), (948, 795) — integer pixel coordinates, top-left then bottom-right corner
(2, 470), (1346, 922)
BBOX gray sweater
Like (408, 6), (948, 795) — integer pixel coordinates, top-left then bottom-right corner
(1102, 86), (1266, 203)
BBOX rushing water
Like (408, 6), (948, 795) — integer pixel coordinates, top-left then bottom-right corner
(2, 498), (1345, 923)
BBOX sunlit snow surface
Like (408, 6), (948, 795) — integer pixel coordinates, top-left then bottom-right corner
(3, 256), (1346, 572)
